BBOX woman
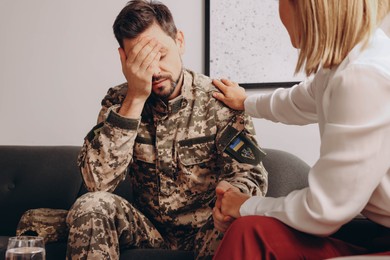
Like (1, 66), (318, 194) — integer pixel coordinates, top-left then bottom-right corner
(212, 0), (390, 259)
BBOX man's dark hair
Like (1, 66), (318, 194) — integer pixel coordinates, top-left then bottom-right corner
(113, 0), (178, 48)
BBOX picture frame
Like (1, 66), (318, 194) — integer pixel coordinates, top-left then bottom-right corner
(205, 0), (304, 88)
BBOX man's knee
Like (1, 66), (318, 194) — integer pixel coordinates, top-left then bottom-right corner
(67, 191), (122, 224)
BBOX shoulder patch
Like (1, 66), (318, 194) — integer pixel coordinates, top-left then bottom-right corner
(225, 131), (266, 165)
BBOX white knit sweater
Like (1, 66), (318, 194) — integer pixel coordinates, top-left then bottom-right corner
(241, 29), (390, 235)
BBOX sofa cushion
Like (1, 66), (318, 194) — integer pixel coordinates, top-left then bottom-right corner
(0, 146), (82, 236)
(0, 236), (8, 260)
(119, 249), (193, 260)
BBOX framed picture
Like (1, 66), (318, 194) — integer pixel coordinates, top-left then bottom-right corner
(205, 0), (304, 88)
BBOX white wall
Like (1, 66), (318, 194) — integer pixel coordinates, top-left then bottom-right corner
(0, 0), (389, 166)
(0, 0), (203, 145)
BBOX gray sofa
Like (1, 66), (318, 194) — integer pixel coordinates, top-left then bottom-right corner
(0, 145), (373, 259)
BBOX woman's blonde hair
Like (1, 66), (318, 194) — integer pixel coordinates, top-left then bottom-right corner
(295, 0), (390, 76)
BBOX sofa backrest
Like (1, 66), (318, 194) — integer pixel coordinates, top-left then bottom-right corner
(0, 146), (83, 236)
(0, 146), (309, 236)
(0, 145), (135, 236)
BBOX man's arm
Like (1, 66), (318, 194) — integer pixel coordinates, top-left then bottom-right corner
(213, 102), (268, 232)
(215, 109), (268, 196)
(77, 89), (141, 192)
(77, 37), (162, 192)
(117, 37), (161, 118)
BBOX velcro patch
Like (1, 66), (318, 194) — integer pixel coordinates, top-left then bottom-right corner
(225, 131), (266, 165)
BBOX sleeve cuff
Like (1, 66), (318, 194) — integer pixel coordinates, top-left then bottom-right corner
(239, 195), (263, 216)
(244, 95), (260, 118)
(244, 93), (271, 119)
(106, 107), (140, 130)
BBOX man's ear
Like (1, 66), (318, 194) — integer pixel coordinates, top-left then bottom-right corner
(175, 30), (185, 55)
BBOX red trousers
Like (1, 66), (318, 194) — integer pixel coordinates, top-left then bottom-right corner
(214, 216), (390, 260)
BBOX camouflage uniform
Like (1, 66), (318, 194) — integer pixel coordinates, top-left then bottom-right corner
(17, 208), (69, 244)
(66, 69), (268, 260)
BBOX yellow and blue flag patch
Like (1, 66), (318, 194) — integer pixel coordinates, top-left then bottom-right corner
(225, 131), (266, 165)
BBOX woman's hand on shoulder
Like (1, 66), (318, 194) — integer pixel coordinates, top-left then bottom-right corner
(212, 78), (247, 111)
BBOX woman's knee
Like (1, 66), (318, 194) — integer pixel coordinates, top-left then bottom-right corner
(227, 216), (284, 237)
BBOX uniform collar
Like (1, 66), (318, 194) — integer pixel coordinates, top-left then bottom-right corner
(147, 69), (192, 115)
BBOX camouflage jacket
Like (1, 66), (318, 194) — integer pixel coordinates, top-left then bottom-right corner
(78, 69), (268, 231)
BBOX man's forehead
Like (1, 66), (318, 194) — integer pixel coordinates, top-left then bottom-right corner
(124, 37), (169, 52)
(126, 23), (172, 47)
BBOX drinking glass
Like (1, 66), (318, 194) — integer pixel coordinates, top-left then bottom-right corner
(5, 236), (46, 260)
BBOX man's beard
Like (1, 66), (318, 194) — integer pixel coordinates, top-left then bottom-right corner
(151, 69), (183, 100)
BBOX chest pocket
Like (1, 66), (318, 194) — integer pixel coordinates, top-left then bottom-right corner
(177, 135), (216, 166)
(133, 136), (156, 164)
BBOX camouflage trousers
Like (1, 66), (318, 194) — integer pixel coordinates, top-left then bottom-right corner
(66, 191), (222, 260)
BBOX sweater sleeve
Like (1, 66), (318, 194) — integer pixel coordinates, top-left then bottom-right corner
(244, 79), (318, 125)
(240, 65), (390, 235)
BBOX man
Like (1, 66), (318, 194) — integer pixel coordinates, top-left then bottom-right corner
(66, 1), (268, 259)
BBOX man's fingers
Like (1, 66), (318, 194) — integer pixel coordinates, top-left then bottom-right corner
(214, 220), (228, 233)
(127, 37), (158, 70)
(216, 186), (226, 196)
(216, 180), (233, 193)
(223, 215), (234, 222)
(132, 40), (159, 69)
(213, 206), (225, 222)
(214, 221), (229, 233)
(140, 43), (161, 71)
(213, 208), (227, 232)
(146, 52), (161, 74)
(215, 197), (222, 209)
(121, 37), (162, 79)
(216, 181), (232, 199)
(213, 207), (233, 233)
(214, 206), (233, 224)
(127, 37), (152, 62)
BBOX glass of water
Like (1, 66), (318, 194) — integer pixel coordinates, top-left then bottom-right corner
(5, 236), (46, 260)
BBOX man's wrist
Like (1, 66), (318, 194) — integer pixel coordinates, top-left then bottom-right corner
(118, 96), (146, 118)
